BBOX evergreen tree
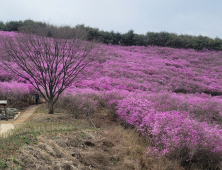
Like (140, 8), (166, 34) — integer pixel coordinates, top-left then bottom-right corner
(0, 21), (5, 30)
(122, 30), (135, 46)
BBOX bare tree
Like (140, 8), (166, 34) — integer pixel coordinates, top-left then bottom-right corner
(0, 27), (97, 114)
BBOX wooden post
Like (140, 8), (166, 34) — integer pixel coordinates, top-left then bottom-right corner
(0, 100), (8, 121)
(4, 105), (8, 121)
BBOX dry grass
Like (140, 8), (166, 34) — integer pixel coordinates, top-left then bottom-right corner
(0, 107), (185, 170)
(100, 124), (184, 170)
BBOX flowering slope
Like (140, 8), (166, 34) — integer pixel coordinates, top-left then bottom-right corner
(1, 31), (222, 168)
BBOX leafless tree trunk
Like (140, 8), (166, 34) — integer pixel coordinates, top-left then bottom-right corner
(0, 27), (98, 114)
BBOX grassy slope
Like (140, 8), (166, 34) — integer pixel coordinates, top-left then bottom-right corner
(0, 105), (184, 170)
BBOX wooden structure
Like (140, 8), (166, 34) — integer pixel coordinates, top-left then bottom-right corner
(0, 100), (8, 121)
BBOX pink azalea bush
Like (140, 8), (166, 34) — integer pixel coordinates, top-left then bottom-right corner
(143, 111), (222, 169)
(116, 96), (222, 168)
(74, 44), (222, 96)
(148, 92), (222, 125)
(0, 81), (36, 107)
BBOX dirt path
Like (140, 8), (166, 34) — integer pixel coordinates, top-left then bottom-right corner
(0, 105), (38, 134)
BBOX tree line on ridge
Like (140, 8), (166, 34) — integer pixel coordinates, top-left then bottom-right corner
(0, 19), (222, 51)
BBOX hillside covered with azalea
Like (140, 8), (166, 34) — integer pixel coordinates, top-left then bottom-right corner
(1, 30), (222, 169)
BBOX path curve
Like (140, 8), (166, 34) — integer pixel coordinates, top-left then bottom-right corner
(0, 105), (38, 134)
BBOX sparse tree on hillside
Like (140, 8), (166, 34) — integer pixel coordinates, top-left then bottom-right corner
(0, 27), (98, 114)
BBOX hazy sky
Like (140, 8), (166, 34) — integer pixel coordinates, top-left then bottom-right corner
(1, 0), (222, 38)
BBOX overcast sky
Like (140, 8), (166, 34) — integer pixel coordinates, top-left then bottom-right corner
(1, 0), (222, 38)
